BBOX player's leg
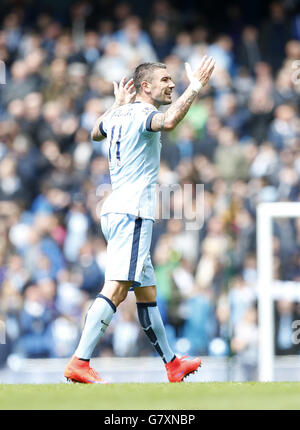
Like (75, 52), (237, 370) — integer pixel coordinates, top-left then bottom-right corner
(75, 280), (132, 359)
(65, 213), (145, 383)
(64, 279), (132, 384)
(135, 285), (175, 364)
(135, 257), (202, 383)
(71, 214), (134, 359)
(131, 219), (175, 363)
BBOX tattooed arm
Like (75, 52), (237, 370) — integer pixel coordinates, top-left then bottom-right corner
(91, 77), (136, 141)
(151, 56), (216, 132)
(151, 86), (199, 131)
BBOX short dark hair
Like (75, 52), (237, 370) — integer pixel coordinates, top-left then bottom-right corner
(133, 62), (166, 93)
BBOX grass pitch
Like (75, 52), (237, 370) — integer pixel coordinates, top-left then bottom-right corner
(0, 382), (300, 410)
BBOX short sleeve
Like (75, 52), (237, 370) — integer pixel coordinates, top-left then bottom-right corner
(145, 111), (160, 132)
(99, 110), (114, 138)
(138, 104), (159, 133)
(99, 120), (107, 138)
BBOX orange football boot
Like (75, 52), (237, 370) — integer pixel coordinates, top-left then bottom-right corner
(165, 355), (202, 383)
(64, 356), (108, 384)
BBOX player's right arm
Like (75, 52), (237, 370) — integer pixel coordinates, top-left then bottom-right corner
(91, 77), (136, 141)
(151, 56), (216, 132)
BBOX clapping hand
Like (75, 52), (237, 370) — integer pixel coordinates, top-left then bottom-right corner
(113, 76), (136, 105)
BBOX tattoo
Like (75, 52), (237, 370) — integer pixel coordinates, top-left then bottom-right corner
(164, 87), (197, 129)
(150, 112), (165, 131)
(157, 115), (165, 130)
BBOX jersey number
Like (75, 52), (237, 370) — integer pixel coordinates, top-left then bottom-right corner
(109, 125), (122, 164)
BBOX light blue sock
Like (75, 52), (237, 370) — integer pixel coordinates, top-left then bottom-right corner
(137, 302), (175, 363)
(75, 294), (116, 360)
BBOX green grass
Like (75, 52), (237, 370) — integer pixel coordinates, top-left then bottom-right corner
(1, 382), (300, 410)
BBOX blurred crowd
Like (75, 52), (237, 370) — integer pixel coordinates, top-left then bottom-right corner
(0, 0), (300, 380)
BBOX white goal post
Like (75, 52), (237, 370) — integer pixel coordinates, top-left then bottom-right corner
(257, 202), (300, 382)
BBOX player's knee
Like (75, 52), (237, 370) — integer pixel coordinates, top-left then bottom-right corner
(117, 287), (129, 305)
(103, 280), (131, 307)
(135, 285), (157, 302)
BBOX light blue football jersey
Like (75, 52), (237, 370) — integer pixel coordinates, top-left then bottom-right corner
(99, 101), (161, 220)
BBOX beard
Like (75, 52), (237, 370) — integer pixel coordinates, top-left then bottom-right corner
(153, 94), (172, 106)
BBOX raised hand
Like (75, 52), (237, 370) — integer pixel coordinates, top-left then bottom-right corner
(91, 77), (136, 141)
(151, 56), (216, 132)
(185, 56), (216, 90)
(113, 76), (136, 105)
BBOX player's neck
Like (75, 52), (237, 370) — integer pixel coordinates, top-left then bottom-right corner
(135, 94), (160, 109)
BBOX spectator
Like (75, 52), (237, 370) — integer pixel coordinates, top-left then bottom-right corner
(231, 307), (258, 381)
(237, 26), (261, 73)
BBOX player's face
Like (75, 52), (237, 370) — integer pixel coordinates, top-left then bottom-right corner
(149, 68), (175, 106)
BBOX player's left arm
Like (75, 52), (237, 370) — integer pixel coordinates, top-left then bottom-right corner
(91, 77), (136, 141)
